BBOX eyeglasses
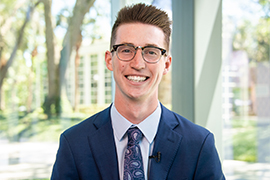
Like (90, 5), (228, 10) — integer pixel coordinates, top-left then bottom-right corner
(111, 43), (167, 63)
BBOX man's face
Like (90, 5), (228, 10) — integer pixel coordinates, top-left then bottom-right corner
(105, 23), (171, 102)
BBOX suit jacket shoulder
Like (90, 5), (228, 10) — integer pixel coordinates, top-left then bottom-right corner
(148, 104), (225, 180)
(62, 106), (111, 140)
(51, 105), (120, 180)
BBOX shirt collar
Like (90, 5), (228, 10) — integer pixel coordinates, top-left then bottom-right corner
(111, 102), (161, 144)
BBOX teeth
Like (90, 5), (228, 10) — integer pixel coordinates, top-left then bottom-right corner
(127, 76), (146, 82)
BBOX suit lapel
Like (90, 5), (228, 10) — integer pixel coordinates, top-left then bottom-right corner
(149, 105), (183, 180)
(87, 107), (120, 180)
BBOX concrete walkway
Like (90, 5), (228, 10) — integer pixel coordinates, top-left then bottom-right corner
(0, 141), (58, 180)
(223, 160), (270, 180)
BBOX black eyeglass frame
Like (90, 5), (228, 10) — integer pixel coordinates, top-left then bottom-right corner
(110, 43), (167, 63)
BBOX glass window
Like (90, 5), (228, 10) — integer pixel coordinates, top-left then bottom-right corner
(90, 54), (98, 104)
(223, 0), (270, 178)
(0, 0), (111, 179)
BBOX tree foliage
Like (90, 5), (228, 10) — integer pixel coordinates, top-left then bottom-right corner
(0, 0), (42, 111)
(233, 0), (270, 62)
(0, 0), (103, 118)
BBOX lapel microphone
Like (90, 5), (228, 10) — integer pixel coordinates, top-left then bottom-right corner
(149, 151), (161, 163)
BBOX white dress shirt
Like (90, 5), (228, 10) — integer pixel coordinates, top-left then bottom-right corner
(111, 102), (161, 180)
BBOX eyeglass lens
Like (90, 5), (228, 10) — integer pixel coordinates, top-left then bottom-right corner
(117, 45), (162, 62)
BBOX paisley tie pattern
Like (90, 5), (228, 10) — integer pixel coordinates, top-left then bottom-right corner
(124, 127), (145, 180)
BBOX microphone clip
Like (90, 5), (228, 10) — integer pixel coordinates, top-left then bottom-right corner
(149, 151), (161, 163)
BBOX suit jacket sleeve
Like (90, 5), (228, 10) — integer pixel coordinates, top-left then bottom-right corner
(194, 133), (225, 180)
(51, 134), (80, 180)
(149, 105), (225, 180)
(50, 107), (118, 180)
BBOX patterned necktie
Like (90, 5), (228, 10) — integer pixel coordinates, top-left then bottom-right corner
(124, 127), (145, 180)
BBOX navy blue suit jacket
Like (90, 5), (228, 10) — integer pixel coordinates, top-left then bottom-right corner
(51, 104), (225, 179)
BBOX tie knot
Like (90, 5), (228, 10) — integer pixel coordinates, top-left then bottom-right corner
(127, 127), (143, 145)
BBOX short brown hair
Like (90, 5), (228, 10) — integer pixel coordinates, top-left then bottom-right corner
(110, 3), (172, 50)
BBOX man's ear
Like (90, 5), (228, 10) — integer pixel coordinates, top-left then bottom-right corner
(105, 51), (113, 71)
(163, 55), (172, 75)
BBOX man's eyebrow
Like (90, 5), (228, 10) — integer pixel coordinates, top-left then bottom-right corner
(120, 42), (135, 46)
(118, 42), (162, 48)
(145, 43), (158, 46)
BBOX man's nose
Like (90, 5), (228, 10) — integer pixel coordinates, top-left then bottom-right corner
(129, 49), (146, 70)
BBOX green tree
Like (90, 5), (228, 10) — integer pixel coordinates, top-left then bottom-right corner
(232, 0), (270, 62)
(255, 18), (270, 62)
(41, 0), (96, 118)
(0, 0), (42, 110)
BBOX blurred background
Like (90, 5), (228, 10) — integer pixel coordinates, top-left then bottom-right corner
(0, 0), (269, 179)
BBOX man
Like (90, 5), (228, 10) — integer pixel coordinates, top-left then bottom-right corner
(51, 3), (225, 180)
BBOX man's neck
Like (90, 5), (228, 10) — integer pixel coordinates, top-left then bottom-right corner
(114, 98), (159, 124)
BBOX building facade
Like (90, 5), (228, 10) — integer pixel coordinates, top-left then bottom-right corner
(66, 41), (112, 108)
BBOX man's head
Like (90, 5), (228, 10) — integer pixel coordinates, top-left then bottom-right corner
(110, 3), (172, 51)
(105, 3), (172, 113)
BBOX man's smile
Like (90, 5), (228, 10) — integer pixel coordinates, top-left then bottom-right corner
(126, 75), (149, 82)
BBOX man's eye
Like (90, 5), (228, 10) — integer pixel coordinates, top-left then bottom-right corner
(149, 51), (157, 55)
(122, 49), (131, 53)
(145, 49), (158, 56)
(119, 48), (133, 53)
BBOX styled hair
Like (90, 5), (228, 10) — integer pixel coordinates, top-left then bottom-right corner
(110, 3), (172, 50)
